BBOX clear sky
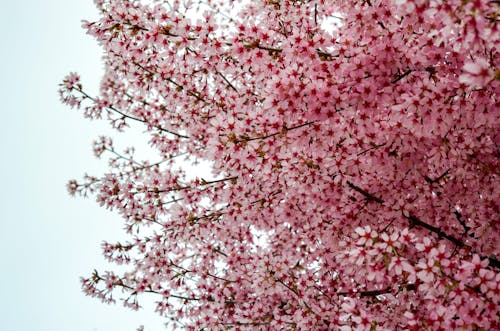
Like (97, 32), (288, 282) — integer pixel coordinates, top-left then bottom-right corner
(0, 1), (165, 330)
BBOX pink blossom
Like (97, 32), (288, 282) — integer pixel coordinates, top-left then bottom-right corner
(459, 59), (494, 87)
(61, 0), (500, 329)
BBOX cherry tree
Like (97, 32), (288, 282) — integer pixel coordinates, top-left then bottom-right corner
(60, 0), (499, 329)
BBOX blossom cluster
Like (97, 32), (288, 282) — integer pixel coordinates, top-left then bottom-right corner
(61, 0), (499, 329)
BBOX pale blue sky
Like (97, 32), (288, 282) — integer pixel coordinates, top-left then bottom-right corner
(0, 1), (165, 330)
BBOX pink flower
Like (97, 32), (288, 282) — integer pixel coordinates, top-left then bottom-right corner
(417, 258), (438, 283)
(389, 256), (414, 275)
(379, 231), (399, 252)
(459, 58), (493, 87)
(354, 226), (376, 246)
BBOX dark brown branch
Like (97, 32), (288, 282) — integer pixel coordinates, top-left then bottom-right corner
(92, 271), (201, 301)
(246, 42), (339, 61)
(252, 44), (283, 54)
(217, 71), (238, 92)
(357, 143), (386, 156)
(409, 214), (499, 269)
(73, 87), (189, 139)
(244, 121), (317, 142)
(133, 62), (207, 104)
(316, 49), (338, 61)
(201, 176), (238, 185)
(222, 321), (271, 327)
(338, 284), (416, 297)
(212, 247), (229, 257)
(103, 146), (142, 166)
(314, 4), (318, 25)
(346, 181), (500, 269)
(405, 214), (464, 247)
(453, 210), (471, 235)
(346, 181), (385, 204)
(424, 168), (450, 184)
(377, 21), (387, 30)
(277, 279), (299, 296)
(391, 69), (412, 84)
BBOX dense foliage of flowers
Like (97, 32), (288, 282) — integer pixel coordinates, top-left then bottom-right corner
(60, 0), (499, 329)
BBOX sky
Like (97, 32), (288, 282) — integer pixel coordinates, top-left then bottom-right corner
(0, 1), (166, 330)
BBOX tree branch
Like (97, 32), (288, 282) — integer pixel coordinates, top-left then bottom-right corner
(337, 283), (416, 297)
(391, 69), (412, 84)
(346, 181), (385, 204)
(72, 87), (189, 138)
(346, 181), (500, 269)
(244, 121), (317, 142)
(404, 214), (464, 247)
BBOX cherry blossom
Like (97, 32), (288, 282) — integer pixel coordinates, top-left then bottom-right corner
(60, 0), (499, 329)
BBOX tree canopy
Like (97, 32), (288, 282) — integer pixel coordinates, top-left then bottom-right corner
(60, 0), (499, 329)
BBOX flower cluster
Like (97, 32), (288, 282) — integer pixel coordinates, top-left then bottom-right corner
(61, 0), (499, 330)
